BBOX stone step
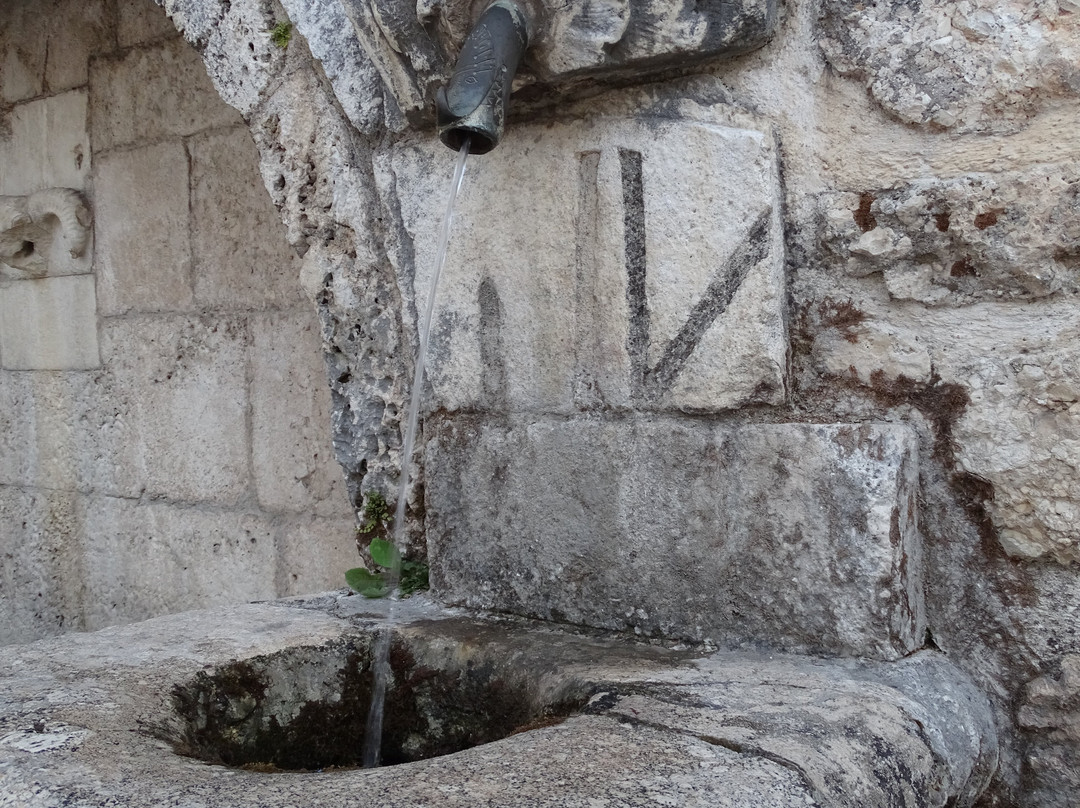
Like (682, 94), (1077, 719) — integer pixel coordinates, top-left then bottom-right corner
(426, 417), (924, 660)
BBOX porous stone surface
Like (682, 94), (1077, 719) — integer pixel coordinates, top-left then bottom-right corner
(819, 0), (1080, 132)
(1018, 654), (1080, 807)
(820, 169), (1080, 305)
(0, 599), (997, 807)
(427, 418), (922, 660)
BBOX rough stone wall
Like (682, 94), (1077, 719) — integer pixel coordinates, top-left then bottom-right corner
(34, 0), (1080, 804)
(0, 0), (356, 647)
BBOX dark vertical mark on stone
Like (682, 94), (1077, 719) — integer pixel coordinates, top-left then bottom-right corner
(854, 192), (877, 232)
(478, 277), (506, 410)
(644, 208), (771, 398)
(620, 148), (648, 401)
(574, 151), (605, 409)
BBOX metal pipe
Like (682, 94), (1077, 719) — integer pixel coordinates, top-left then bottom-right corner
(435, 0), (530, 154)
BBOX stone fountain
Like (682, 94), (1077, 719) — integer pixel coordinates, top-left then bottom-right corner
(0, 0), (1014, 804)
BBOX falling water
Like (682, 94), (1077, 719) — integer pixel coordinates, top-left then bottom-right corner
(361, 136), (472, 769)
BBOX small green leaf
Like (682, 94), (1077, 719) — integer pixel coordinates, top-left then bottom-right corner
(399, 560), (429, 597)
(369, 538), (401, 570)
(345, 567), (388, 598)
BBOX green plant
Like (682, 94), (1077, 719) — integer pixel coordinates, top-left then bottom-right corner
(269, 21), (292, 49)
(345, 492), (429, 598)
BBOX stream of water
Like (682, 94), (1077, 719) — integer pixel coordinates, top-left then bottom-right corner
(361, 136), (472, 769)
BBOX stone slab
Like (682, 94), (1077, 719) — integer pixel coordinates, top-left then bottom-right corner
(277, 516), (363, 596)
(190, 125), (302, 309)
(94, 141), (193, 315)
(118, 0), (179, 48)
(250, 311), (351, 515)
(89, 35), (239, 151)
(376, 112), (786, 415)
(0, 91), (89, 196)
(0, 486), (84, 646)
(426, 417), (924, 660)
(96, 316), (250, 504)
(0, 599), (995, 806)
(0, 274), (100, 370)
(78, 496), (278, 631)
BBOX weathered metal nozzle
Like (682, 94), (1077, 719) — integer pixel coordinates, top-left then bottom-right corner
(436, 0), (530, 155)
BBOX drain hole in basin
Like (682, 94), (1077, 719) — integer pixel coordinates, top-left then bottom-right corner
(168, 636), (585, 770)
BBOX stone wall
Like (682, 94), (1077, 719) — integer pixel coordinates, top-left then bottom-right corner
(0, 0), (356, 646)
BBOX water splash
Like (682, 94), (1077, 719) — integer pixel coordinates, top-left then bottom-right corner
(361, 137), (471, 769)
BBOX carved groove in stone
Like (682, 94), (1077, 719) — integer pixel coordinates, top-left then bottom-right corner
(0, 188), (93, 278)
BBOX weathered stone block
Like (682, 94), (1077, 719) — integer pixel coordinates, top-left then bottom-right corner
(376, 110), (786, 415)
(0, 275), (100, 370)
(89, 36), (239, 151)
(118, 0), (179, 48)
(250, 311), (350, 515)
(0, 1), (48, 104)
(97, 316), (250, 504)
(94, 141), (193, 315)
(190, 126), (302, 309)
(0, 371), (100, 490)
(79, 496), (277, 630)
(43, 0), (113, 94)
(426, 417), (923, 660)
(0, 486), (84, 646)
(0, 92), (89, 196)
(277, 516), (360, 596)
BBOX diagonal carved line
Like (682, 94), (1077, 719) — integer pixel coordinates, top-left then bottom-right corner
(620, 148), (649, 401)
(644, 208), (772, 398)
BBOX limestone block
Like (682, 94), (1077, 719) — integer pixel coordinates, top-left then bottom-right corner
(376, 111), (786, 415)
(0, 486), (83, 646)
(0, 371), (99, 490)
(118, 0), (179, 48)
(97, 316), (250, 504)
(79, 496), (277, 631)
(0, 275), (100, 370)
(277, 516), (360, 596)
(43, 0), (113, 94)
(250, 312), (350, 515)
(0, 1), (47, 103)
(94, 141), (193, 315)
(0, 91), (89, 196)
(190, 126), (302, 309)
(89, 36), (240, 151)
(426, 417), (924, 660)
(820, 0), (1080, 133)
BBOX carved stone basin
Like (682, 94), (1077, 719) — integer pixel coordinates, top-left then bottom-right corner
(0, 594), (998, 807)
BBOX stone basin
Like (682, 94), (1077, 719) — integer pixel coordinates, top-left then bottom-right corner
(0, 593), (998, 807)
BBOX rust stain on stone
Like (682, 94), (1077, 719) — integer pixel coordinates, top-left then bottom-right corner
(974, 208), (1004, 229)
(854, 192), (877, 232)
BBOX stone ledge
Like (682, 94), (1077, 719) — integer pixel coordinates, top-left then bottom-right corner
(426, 417), (924, 660)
